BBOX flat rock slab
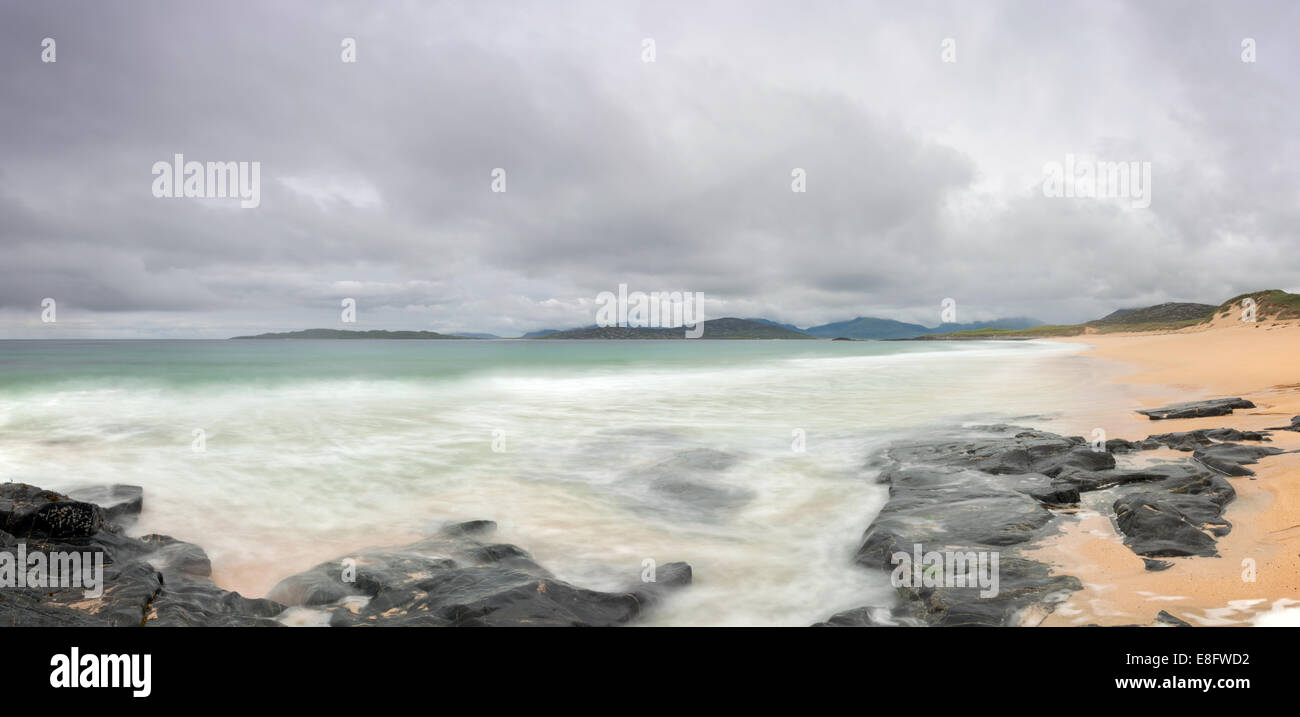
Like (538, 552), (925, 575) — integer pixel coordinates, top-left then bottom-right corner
(1137, 398), (1255, 420)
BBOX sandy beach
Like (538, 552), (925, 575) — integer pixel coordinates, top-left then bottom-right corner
(1033, 316), (1300, 626)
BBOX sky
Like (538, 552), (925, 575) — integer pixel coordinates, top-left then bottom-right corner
(2, 0), (1297, 338)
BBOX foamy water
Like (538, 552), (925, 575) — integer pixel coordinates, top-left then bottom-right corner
(0, 338), (1131, 625)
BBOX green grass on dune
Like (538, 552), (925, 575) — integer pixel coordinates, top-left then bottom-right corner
(1214, 289), (1300, 321)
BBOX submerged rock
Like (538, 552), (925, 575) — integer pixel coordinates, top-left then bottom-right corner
(268, 521), (691, 627)
(1136, 398), (1255, 420)
(67, 484), (144, 527)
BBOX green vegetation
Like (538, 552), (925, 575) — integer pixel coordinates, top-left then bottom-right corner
(910, 290), (1299, 340)
(909, 324), (1085, 340)
(1216, 289), (1300, 321)
(1089, 302), (1216, 327)
(1092, 319), (1204, 333)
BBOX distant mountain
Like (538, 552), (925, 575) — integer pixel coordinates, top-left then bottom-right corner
(803, 316), (930, 339)
(931, 317), (1043, 333)
(909, 298), (1241, 340)
(521, 325), (597, 338)
(450, 332), (502, 339)
(535, 317), (815, 340)
(1087, 302), (1216, 327)
(231, 329), (467, 339)
(744, 318), (810, 334)
(803, 316), (1043, 339)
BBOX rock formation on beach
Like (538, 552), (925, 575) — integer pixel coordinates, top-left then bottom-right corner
(1136, 397), (1255, 420)
(0, 484), (690, 627)
(820, 414), (1291, 627)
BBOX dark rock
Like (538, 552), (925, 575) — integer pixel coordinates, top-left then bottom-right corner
(0, 483), (105, 539)
(4, 482), (690, 628)
(1113, 493), (1221, 557)
(1155, 610), (1191, 627)
(1192, 443), (1285, 477)
(269, 525), (691, 627)
(623, 448), (756, 519)
(1105, 438), (1140, 453)
(440, 520), (497, 537)
(1143, 429), (1271, 452)
(1136, 398), (1254, 420)
(1143, 558), (1174, 571)
(835, 427), (1095, 626)
(889, 557), (1081, 627)
(66, 484), (144, 527)
(814, 606), (919, 627)
(0, 483), (282, 627)
(854, 466), (1054, 572)
(1265, 416), (1300, 432)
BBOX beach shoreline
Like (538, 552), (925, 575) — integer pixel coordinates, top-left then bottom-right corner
(1030, 320), (1300, 626)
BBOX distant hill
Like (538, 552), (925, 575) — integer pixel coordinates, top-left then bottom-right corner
(231, 329), (468, 339)
(535, 317), (815, 340)
(803, 316), (1042, 339)
(1087, 302), (1216, 327)
(803, 316), (930, 339)
(908, 293), (1298, 340)
(744, 318), (810, 334)
(521, 326), (597, 338)
(450, 332), (502, 339)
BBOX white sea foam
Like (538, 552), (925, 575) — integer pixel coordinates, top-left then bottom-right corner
(0, 339), (1125, 625)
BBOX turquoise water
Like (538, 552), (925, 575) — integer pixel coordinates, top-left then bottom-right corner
(0, 338), (1113, 625)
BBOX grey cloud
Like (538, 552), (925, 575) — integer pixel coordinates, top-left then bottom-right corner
(1, 0), (1297, 337)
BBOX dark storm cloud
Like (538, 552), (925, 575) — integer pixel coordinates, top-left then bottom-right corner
(1, 0), (1297, 337)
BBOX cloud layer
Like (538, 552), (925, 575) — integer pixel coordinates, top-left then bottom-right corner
(2, 0), (1297, 337)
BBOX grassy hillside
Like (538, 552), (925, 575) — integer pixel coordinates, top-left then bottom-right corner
(908, 290), (1300, 340)
(906, 324), (1085, 340)
(1213, 289), (1300, 321)
(1089, 302), (1216, 327)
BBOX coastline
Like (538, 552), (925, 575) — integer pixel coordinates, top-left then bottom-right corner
(1032, 320), (1300, 626)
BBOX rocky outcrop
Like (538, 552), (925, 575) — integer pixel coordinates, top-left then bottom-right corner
(1136, 398), (1255, 420)
(1, 484), (689, 627)
(1, 482), (285, 627)
(826, 415), (1291, 626)
(267, 520), (691, 627)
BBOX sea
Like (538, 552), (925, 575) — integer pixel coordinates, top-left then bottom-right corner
(0, 337), (1134, 625)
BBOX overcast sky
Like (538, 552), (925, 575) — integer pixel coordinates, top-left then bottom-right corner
(2, 0), (1297, 337)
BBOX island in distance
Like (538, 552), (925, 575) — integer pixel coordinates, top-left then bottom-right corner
(230, 292), (1298, 341)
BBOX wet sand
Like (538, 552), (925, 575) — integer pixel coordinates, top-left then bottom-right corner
(1031, 317), (1300, 626)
